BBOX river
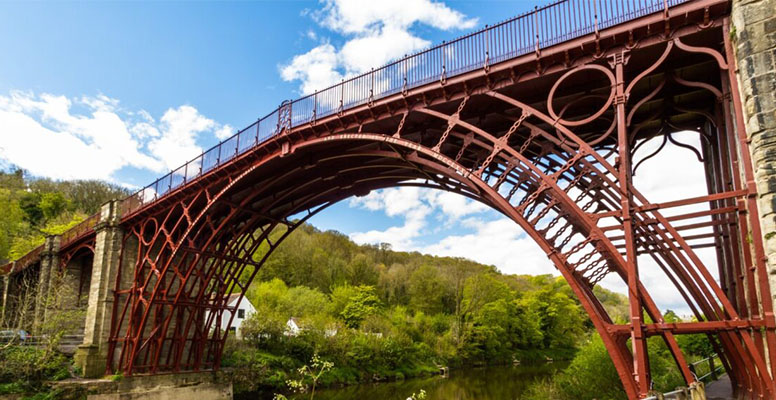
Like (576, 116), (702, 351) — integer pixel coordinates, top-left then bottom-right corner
(256, 362), (568, 400)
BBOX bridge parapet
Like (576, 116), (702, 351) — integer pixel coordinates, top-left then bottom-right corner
(114, 0), (699, 220)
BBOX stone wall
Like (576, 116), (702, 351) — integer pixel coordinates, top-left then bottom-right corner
(51, 372), (232, 400)
(731, 0), (776, 300)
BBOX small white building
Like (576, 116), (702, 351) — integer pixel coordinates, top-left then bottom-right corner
(285, 317), (302, 336)
(283, 318), (337, 338)
(213, 293), (256, 339)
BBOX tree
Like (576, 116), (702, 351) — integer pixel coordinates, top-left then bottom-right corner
(331, 285), (382, 328)
(38, 192), (69, 221)
(521, 287), (585, 350)
(0, 188), (24, 262)
(455, 272), (512, 345)
(407, 265), (447, 314)
(241, 309), (287, 349)
(1, 169), (127, 263)
(345, 254), (379, 286)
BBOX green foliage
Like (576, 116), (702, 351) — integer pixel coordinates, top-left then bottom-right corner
(0, 346), (70, 393)
(407, 265), (447, 314)
(523, 334), (625, 400)
(677, 333), (715, 358)
(222, 339), (296, 393)
(274, 353), (334, 400)
(524, 333), (688, 400)
(0, 168), (128, 263)
(227, 223), (630, 396)
(38, 192), (69, 221)
(0, 188), (24, 261)
(334, 285), (382, 328)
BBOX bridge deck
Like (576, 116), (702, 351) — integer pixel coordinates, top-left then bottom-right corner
(706, 376), (734, 400)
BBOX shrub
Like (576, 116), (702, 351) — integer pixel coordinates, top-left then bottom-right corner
(0, 345), (70, 393)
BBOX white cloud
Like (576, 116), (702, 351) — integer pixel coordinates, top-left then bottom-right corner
(425, 190), (490, 221)
(421, 217), (553, 276)
(349, 187), (432, 249)
(148, 105), (216, 170)
(313, 0), (477, 34)
(281, 43), (343, 95)
(214, 124), (236, 141)
(0, 90), (233, 182)
(338, 26), (430, 74)
(281, 0), (478, 95)
(346, 186), (554, 276)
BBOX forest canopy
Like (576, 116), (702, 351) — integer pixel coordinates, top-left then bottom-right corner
(0, 168), (129, 263)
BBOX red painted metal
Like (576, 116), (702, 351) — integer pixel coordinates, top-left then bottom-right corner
(2, 245), (44, 274)
(5, 0), (776, 398)
(60, 213), (100, 249)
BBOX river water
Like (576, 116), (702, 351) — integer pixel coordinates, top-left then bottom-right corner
(276, 362), (567, 400)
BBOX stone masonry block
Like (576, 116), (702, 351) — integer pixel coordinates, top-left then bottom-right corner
(732, 0), (776, 34)
(747, 109), (776, 135)
(754, 159), (776, 194)
(733, 0), (776, 306)
(742, 20), (776, 55)
(750, 127), (776, 159)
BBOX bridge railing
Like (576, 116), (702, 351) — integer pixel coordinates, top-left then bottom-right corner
(1, 244), (44, 275)
(60, 213), (101, 248)
(644, 354), (725, 400)
(2, 0), (692, 269)
(118, 0), (688, 218)
(689, 354), (724, 383)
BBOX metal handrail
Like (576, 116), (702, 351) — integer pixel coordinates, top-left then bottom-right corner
(689, 353), (724, 382)
(60, 213), (101, 247)
(0, 0), (690, 269)
(2, 244), (45, 274)
(116, 0), (687, 218)
(644, 354), (725, 400)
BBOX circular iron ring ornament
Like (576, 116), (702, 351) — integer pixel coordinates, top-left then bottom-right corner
(556, 93), (617, 147)
(547, 64), (616, 127)
(140, 218), (159, 247)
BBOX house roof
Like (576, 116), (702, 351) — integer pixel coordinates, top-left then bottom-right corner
(227, 293), (243, 306)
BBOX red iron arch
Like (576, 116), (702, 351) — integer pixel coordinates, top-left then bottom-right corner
(102, 18), (776, 400)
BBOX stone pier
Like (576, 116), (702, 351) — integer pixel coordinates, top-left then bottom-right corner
(33, 235), (60, 333)
(75, 200), (125, 378)
(731, 0), (776, 299)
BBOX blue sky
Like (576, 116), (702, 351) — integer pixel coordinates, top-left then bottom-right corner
(0, 1), (532, 143)
(0, 0), (539, 249)
(0, 0), (713, 314)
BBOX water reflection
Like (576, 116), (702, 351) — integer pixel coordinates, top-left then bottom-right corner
(272, 363), (565, 400)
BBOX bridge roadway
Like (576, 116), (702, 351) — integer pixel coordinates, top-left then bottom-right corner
(706, 377), (734, 400)
(2, 0), (776, 398)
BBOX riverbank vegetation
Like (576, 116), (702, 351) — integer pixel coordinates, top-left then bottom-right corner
(523, 312), (715, 399)
(0, 255), (86, 396)
(222, 223), (632, 396)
